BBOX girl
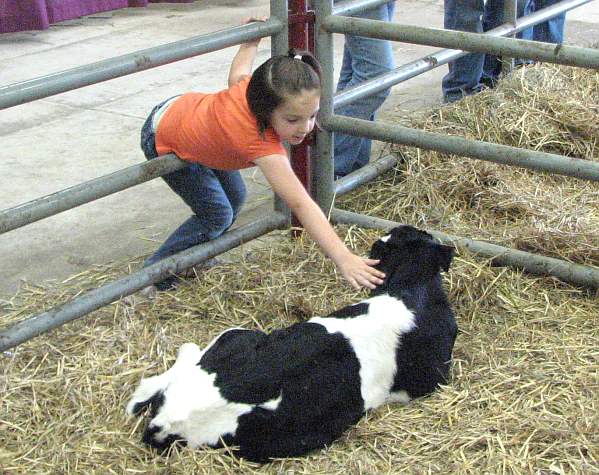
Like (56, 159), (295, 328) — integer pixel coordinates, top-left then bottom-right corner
(140, 18), (384, 294)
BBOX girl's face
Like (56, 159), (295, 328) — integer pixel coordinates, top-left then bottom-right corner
(270, 89), (320, 146)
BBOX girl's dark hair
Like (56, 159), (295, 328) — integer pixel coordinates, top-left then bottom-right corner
(247, 49), (322, 134)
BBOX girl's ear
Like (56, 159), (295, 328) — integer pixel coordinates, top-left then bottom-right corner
(369, 239), (388, 261)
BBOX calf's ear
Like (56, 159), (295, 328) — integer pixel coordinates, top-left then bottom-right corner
(435, 244), (454, 273)
(369, 239), (388, 261)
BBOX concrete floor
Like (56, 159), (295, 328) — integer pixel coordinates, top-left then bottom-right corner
(1, 0), (598, 298)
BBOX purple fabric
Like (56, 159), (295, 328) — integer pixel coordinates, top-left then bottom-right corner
(1, 0), (49, 32)
(1, 0), (194, 33)
(46, 0), (129, 24)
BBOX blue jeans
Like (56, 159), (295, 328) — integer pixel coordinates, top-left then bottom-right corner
(442, 0), (565, 102)
(333, 1), (396, 177)
(526, 0), (565, 44)
(141, 100), (246, 289)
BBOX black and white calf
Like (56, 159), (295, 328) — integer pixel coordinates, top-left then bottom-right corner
(126, 225), (458, 462)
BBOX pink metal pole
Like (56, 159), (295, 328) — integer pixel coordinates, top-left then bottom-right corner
(288, 0), (316, 228)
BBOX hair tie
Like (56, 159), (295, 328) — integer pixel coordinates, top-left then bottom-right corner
(294, 54), (302, 60)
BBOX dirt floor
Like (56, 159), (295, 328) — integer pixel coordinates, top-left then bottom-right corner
(1, 0), (599, 299)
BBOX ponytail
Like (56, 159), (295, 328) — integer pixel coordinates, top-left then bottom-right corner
(287, 48), (323, 83)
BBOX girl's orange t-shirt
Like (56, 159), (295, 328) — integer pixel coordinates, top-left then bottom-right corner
(155, 76), (286, 170)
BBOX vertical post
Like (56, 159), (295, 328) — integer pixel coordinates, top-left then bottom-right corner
(288, 0), (316, 227)
(307, 4), (316, 52)
(313, 0), (335, 213)
(502, 0), (518, 74)
(271, 0), (291, 217)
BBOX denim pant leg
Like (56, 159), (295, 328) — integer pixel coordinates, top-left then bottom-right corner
(145, 165), (246, 266)
(483, 0), (535, 78)
(533, 0), (565, 43)
(442, 0), (486, 101)
(481, 0), (510, 82)
(517, 0), (535, 42)
(337, 46), (353, 91)
(333, 1), (396, 177)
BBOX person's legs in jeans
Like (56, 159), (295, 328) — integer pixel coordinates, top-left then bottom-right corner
(506, 0), (564, 68)
(483, 0), (535, 79)
(480, 0), (511, 86)
(333, 1), (396, 177)
(517, 0), (534, 42)
(144, 166), (246, 265)
(442, 0), (486, 102)
(532, 0), (565, 43)
(337, 46), (353, 93)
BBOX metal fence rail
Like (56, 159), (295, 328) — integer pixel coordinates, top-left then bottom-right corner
(324, 6), (599, 68)
(333, 0), (393, 16)
(332, 210), (599, 289)
(0, 154), (186, 234)
(0, 19), (283, 110)
(324, 115), (599, 182)
(0, 214), (288, 352)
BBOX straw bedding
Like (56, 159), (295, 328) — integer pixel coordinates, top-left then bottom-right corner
(1, 63), (598, 474)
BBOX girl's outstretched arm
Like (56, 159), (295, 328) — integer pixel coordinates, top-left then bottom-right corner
(255, 154), (385, 290)
(228, 17), (267, 87)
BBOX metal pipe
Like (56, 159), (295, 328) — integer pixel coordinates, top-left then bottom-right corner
(323, 0), (599, 69)
(0, 154), (187, 235)
(331, 209), (599, 289)
(271, 0), (290, 57)
(323, 115), (599, 182)
(0, 19), (283, 110)
(313, 0), (336, 213)
(334, 153), (399, 196)
(0, 213), (288, 352)
(333, 0), (593, 108)
(501, 0), (518, 74)
(271, 0), (292, 218)
(333, 0), (394, 17)
(504, 0), (518, 28)
(334, 52), (457, 109)
(289, 0), (314, 220)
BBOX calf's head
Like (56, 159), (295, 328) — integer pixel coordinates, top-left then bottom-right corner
(369, 225), (454, 293)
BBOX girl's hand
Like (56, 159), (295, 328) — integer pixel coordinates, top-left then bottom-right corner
(241, 16), (268, 47)
(337, 254), (386, 290)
